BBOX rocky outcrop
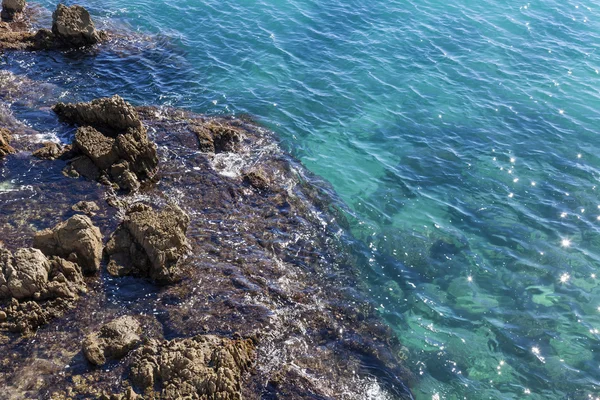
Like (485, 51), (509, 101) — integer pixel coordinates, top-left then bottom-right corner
(191, 121), (244, 153)
(53, 96), (158, 192)
(83, 316), (142, 366)
(52, 4), (100, 47)
(127, 335), (255, 399)
(32, 142), (62, 160)
(0, 4), (105, 50)
(0, 128), (15, 158)
(105, 204), (189, 283)
(33, 215), (103, 274)
(1, 0), (25, 22)
(0, 247), (86, 333)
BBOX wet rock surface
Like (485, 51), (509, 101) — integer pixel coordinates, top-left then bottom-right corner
(1, 95), (413, 399)
(32, 141), (62, 160)
(33, 215), (103, 274)
(53, 95), (159, 192)
(0, 3), (105, 50)
(82, 316), (142, 366)
(105, 203), (189, 283)
(125, 335), (255, 399)
(0, 247), (86, 333)
(0, 127), (14, 157)
(1, 0), (25, 22)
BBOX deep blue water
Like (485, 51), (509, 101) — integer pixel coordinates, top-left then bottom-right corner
(3, 0), (600, 398)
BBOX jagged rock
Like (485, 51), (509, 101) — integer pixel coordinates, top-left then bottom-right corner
(105, 204), (189, 283)
(51, 4), (99, 47)
(127, 335), (254, 399)
(54, 95), (144, 135)
(33, 215), (103, 274)
(72, 201), (100, 216)
(0, 247), (86, 333)
(32, 142), (62, 160)
(82, 316), (142, 366)
(0, 128), (15, 158)
(53, 96), (158, 192)
(191, 121), (244, 153)
(1, 0), (25, 22)
(243, 169), (270, 191)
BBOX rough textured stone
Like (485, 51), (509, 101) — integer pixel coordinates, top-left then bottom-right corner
(32, 142), (62, 160)
(51, 4), (99, 47)
(0, 128), (15, 158)
(72, 201), (100, 216)
(53, 96), (158, 192)
(33, 215), (103, 274)
(82, 316), (142, 366)
(105, 204), (189, 283)
(128, 335), (255, 399)
(1, 0), (25, 21)
(190, 121), (244, 153)
(0, 248), (49, 300)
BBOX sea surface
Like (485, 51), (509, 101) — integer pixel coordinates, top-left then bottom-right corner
(2, 0), (600, 399)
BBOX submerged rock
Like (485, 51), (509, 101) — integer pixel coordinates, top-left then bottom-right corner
(52, 4), (100, 47)
(33, 215), (103, 274)
(0, 128), (15, 158)
(1, 0), (25, 22)
(105, 204), (189, 283)
(83, 316), (142, 366)
(53, 96), (158, 192)
(191, 121), (244, 153)
(126, 335), (254, 399)
(72, 201), (100, 216)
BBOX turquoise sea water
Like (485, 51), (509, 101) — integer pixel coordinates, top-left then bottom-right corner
(3, 0), (600, 398)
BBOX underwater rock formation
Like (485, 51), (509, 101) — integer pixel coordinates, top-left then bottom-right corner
(52, 4), (100, 47)
(127, 335), (255, 399)
(0, 127), (14, 157)
(0, 0), (25, 22)
(105, 203), (189, 283)
(33, 215), (103, 274)
(0, 247), (86, 333)
(83, 316), (142, 366)
(53, 95), (159, 192)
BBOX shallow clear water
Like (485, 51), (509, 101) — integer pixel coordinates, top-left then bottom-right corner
(3, 0), (600, 398)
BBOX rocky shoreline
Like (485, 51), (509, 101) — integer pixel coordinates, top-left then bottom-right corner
(0, 2), (414, 399)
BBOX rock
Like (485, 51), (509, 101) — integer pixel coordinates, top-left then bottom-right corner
(243, 169), (270, 191)
(0, 128), (15, 158)
(32, 142), (62, 160)
(105, 204), (189, 283)
(54, 95), (144, 135)
(51, 4), (99, 47)
(1, 0), (25, 22)
(82, 316), (142, 366)
(33, 215), (103, 274)
(72, 201), (100, 216)
(190, 121), (244, 153)
(0, 248), (50, 300)
(128, 335), (255, 399)
(53, 96), (158, 192)
(0, 248), (85, 300)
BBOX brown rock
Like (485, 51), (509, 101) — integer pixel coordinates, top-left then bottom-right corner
(71, 201), (100, 216)
(105, 204), (189, 283)
(32, 142), (62, 160)
(74, 126), (119, 170)
(82, 316), (142, 366)
(1, 0), (25, 22)
(243, 169), (270, 191)
(128, 335), (255, 399)
(33, 215), (103, 274)
(0, 127), (15, 158)
(51, 4), (99, 47)
(0, 248), (50, 300)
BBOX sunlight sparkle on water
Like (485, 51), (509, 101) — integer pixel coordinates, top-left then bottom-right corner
(560, 273), (570, 283)
(561, 239), (571, 247)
